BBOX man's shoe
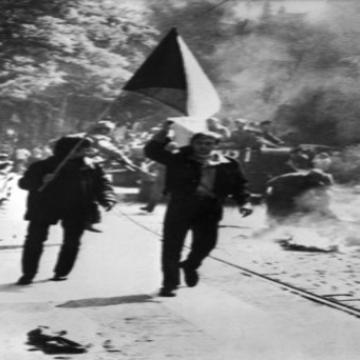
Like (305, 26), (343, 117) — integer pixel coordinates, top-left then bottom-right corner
(17, 275), (33, 285)
(140, 206), (154, 213)
(51, 275), (68, 282)
(158, 287), (177, 297)
(85, 224), (103, 233)
(181, 263), (199, 287)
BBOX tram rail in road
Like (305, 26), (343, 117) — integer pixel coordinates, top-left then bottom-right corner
(114, 207), (360, 320)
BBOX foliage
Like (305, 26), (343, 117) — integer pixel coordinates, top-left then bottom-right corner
(2, 0), (360, 159)
(0, 0), (157, 145)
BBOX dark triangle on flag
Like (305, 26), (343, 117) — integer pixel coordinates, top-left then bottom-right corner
(123, 28), (187, 114)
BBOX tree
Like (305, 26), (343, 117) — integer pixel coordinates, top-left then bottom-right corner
(0, 0), (158, 145)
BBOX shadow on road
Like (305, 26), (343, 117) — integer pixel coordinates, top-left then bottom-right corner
(0, 243), (60, 251)
(0, 244), (24, 250)
(218, 224), (251, 229)
(57, 294), (158, 308)
(0, 279), (50, 293)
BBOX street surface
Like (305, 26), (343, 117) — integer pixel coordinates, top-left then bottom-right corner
(1, 178), (360, 359)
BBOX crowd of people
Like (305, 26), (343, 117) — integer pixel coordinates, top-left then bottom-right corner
(0, 116), (285, 178)
(12, 115), (335, 298)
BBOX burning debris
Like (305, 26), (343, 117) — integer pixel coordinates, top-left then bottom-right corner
(276, 228), (339, 253)
(26, 326), (89, 355)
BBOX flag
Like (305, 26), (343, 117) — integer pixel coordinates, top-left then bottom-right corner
(123, 28), (221, 120)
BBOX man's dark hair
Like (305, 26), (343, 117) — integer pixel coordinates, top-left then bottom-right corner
(260, 120), (272, 126)
(54, 136), (92, 158)
(190, 131), (221, 145)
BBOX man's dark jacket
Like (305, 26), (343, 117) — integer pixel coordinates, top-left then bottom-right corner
(144, 134), (249, 206)
(19, 156), (116, 224)
(265, 169), (333, 218)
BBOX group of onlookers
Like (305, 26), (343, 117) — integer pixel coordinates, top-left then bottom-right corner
(2, 145), (52, 173)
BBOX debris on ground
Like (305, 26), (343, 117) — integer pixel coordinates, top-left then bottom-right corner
(27, 326), (90, 354)
(277, 237), (338, 253)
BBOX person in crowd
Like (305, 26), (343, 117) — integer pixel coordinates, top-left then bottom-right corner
(84, 120), (137, 170)
(65, 118), (136, 172)
(265, 150), (333, 224)
(0, 153), (13, 202)
(29, 146), (45, 164)
(227, 118), (262, 165)
(72, 119), (142, 232)
(41, 145), (53, 158)
(140, 160), (166, 213)
(206, 117), (231, 141)
(144, 120), (253, 297)
(256, 120), (285, 148)
(0, 153), (13, 172)
(17, 136), (116, 285)
(229, 118), (261, 150)
(14, 147), (31, 173)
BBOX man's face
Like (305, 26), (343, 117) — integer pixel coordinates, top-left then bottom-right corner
(191, 136), (218, 157)
(313, 154), (332, 171)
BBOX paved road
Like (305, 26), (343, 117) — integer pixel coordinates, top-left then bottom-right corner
(115, 188), (360, 313)
(1, 183), (360, 359)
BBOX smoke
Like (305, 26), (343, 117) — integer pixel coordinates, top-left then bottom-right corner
(201, 2), (360, 142)
(254, 212), (360, 253)
(253, 185), (360, 252)
(127, 1), (360, 141)
(214, 33), (291, 120)
(129, 1), (360, 180)
(194, 1), (360, 182)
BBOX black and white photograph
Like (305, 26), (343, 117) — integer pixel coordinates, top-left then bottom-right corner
(1, 0), (360, 359)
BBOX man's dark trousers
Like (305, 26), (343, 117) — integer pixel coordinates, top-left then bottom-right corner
(162, 195), (222, 289)
(21, 220), (86, 280)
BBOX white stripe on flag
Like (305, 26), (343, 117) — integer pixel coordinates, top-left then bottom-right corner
(177, 35), (221, 118)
